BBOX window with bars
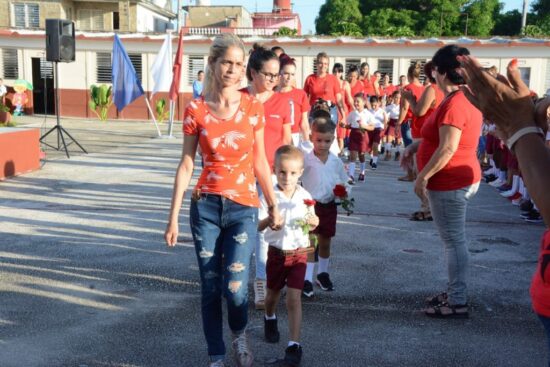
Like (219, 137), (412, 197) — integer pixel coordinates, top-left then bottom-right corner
(2, 49), (19, 79)
(312, 58), (317, 75)
(378, 59), (394, 84)
(345, 59), (361, 75)
(97, 52), (111, 83)
(128, 53), (142, 83)
(188, 56), (204, 86)
(78, 9), (104, 31)
(40, 58), (53, 79)
(519, 67), (531, 88)
(410, 59), (427, 83)
(13, 3), (40, 28)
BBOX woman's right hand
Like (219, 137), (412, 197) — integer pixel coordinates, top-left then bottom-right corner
(164, 221), (179, 247)
(268, 206), (283, 231)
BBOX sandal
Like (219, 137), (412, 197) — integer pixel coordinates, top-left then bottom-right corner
(410, 211), (433, 221)
(424, 301), (469, 319)
(398, 175), (414, 182)
(425, 292), (447, 306)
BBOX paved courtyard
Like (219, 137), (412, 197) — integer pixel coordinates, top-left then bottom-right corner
(0, 116), (547, 366)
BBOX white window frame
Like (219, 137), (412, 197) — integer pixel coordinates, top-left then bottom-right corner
(12, 3), (40, 28)
(187, 56), (204, 86)
(78, 9), (104, 31)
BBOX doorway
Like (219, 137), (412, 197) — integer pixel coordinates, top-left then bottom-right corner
(32, 57), (55, 115)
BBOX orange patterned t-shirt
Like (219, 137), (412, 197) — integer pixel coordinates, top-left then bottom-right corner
(183, 93), (266, 207)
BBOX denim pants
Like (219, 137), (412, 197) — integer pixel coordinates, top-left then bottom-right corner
(400, 120), (413, 147)
(428, 182), (479, 305)
(538, 314), (550, 367)
(190, 194), (257, 359)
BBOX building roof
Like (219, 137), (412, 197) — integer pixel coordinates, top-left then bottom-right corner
(2, 29), (550, 47)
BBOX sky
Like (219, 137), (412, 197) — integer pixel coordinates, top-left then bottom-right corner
(195, 0), (527, 35)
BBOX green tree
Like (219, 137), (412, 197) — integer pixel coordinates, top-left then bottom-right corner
(493, 10), (522, 36)
(531, 0), (550, 15)
(331, 21), (364, 37)
(273, 27), (298, 36)
(361, 8), (418, 36)
(463, 0), (501, 36)
(315, 0), (363, 35)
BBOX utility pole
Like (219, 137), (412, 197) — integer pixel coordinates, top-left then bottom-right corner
(521, 0), (529, 33)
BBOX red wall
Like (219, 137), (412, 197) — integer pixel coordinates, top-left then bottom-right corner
(0, 128), (40, 180)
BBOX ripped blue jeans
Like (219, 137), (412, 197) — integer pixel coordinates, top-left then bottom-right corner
(190, 193), (257, 359)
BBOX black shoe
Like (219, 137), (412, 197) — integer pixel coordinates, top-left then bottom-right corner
(520, 199), (534, 213)
(302, 280), (314, 298)
(316, 272), (334, 291)
(380, 146), (385, 154)
(520, 209), (539, 219)
(284, 344), (303, 367)
(264, 317), (280, 343)
(358, 173), (365, 182)
(369, 158), (373, 167)
(484, 174), (498, 183)
(371, 162), (377, 170)
(394, 152), (400, 161)
(524, 211), (543, 223)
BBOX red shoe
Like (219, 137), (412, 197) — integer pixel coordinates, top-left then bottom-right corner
(507, 192), (522, 201)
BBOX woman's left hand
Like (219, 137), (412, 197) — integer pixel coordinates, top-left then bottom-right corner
(414, 176), (428, 199)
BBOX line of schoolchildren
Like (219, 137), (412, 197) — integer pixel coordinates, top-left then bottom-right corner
(254, 50), (413, 367)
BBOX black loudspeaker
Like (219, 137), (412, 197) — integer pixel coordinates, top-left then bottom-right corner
(46, 19), (75, 63)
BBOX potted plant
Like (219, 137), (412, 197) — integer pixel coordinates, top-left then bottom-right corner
(155, 98), (169, 123)
(0, 99), (13, 126)
(89, 84), (113, 122)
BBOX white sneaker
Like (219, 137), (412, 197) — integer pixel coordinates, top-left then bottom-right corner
(254, 279), (266, 310)
(489, 179), (504, 187)
(511, 198), (522, 206)
(232, 333), (253, 367)
(209, 360), (225, 367)
(501, 189), (517, 198)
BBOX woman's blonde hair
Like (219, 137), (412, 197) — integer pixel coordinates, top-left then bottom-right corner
(203, 34), (246, 96)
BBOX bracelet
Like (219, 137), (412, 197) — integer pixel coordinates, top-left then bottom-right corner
(506, 126), (544, 152)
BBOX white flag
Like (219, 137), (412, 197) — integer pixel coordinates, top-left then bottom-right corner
(150, 33), (173, 96)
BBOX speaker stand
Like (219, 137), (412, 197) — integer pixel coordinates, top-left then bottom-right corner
(39, 61), (87, 158)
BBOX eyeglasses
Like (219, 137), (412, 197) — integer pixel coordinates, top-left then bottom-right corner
(259, 71), (280, 81)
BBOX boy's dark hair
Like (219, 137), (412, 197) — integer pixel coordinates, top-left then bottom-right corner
(370, 95), (379, 104)
(353, 92), (366, 100)
(274, 144), (304, 167)
(311, 116), (336, 135)
(246, 43), (278, 82)
(424, 61), (435, 83)
(431, 44), (470, 85)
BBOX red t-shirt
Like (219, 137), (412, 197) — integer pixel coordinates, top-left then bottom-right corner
(380, 84), (396, 98)
(281, 87), (310, 134)
(183, 94), (265, 207)
(303, 73), (341, 106)
(411, 84), (445, 139)
(362, 75), (377, 97)
(403, 83), (425, 123)
(346, 80), (364, 112)
(241, 89), (292, 168)
(531, 230), (550, 317)
(416, 90), (482, 191)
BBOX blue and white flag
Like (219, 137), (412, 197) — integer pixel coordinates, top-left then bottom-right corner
(112, 34), (144, 111)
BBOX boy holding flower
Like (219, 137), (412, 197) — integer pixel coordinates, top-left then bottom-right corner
(301, 115), (351, 297)
(258, 145), (319, 367)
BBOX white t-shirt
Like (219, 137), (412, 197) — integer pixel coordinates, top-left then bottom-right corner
(370, 108), (386, 129)
(386, 104), (400, 120)
(301, 150), (350, 204)
(347, 109), (375, 129)
(259, 184), (314, 250)
(0, 85), (6, 97)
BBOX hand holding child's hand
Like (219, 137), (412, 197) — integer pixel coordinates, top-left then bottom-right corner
(307, 214), (319, 230)
(268, 205), (283, 231)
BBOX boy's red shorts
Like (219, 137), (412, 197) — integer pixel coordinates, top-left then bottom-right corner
(312, 201), (337, 238)
(266, 247), (307, 291)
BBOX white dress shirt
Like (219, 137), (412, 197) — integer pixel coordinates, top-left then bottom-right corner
(347, 109), (375, 129)
(370, 108), (387, 129)
(259, 184), (313, 250)
(386, 103), (400, 120)
(301, 150), (349, 204)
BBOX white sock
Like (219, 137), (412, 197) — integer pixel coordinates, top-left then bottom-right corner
(305, 262), (315, 282)
(348, 162), (356, 177)
(372, 156), (378, 164)
(385, 142), (392, 152)
(509, 175), (520, 194)
(318, 256), (329, 274)
(499, 170), (506, 181)
(360, 162), (366, 174)
(288, 341), (300, 347)
(490, 159), (496, 168)
(265, 314), (276, 320)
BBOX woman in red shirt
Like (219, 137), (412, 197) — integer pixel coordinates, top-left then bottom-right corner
(397, 62), (424, 181)
(278, 53), (310, 146)
(164, 34), (282, 367)
(360, 62), (378, 100)
(402, 45), (482, 319)
(402, 61), (445, 221)
(333, 62), (349, 152)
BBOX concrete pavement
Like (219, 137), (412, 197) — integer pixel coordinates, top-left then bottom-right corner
(0, 116), (546, 366)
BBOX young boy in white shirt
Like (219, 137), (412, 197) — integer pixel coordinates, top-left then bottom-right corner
(259, 145), (319, 367)
(368, 95), (388, 170)
(301, 116), (350, 297)
(384, 91), (402, 161)
(346, 93), (375, 182)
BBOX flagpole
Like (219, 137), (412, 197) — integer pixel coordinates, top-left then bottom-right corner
(168, 100), (175, 137)
(144, 97), (162, 137)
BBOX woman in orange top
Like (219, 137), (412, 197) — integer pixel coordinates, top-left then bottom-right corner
(402, 61), (445, 221)
(164, 34), (282, 367)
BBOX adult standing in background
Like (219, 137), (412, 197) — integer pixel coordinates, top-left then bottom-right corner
(164, 34), (282, 367)
(192, 70), (204, 99)
(402, 45), (482, 319)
